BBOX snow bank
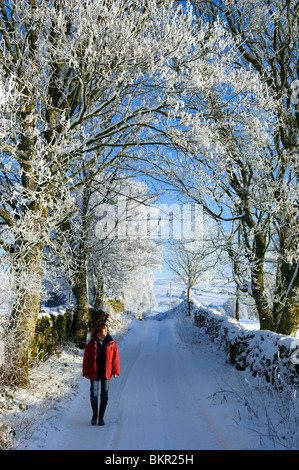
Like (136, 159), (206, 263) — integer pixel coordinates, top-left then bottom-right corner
(190, 298), (299, 391)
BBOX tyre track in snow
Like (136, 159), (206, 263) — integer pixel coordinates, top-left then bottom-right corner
(107, 320), (170, 450)
(100, 316), (249, 450)
(151, 318), (233, 450)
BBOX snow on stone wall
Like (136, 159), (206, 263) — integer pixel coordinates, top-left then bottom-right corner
(191, 298), (299, 391)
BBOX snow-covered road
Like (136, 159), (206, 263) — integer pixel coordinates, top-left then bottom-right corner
(7, 281), (298, 450)
(36, 313), (253, 450)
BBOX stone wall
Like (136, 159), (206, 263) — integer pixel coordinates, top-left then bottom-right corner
(191, 299), (299, 391)
(32, 306), (73, 358)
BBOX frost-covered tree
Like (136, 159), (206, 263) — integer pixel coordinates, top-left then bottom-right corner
(87, 178), (163, 319)
(0, 0), (223, 363)
(90, 239), (162, 317)
(184, 0), (299, 335)
(51, 171), (162, 342)
(166, 220), (225, 314)
(141, 1), (299, 335)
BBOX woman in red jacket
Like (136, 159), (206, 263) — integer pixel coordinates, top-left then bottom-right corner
(83, 322), (120, 425)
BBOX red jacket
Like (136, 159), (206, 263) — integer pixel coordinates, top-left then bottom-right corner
(83, 335), (120, 380)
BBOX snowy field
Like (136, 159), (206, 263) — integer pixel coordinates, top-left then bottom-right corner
(150, 277), (261, 331)
(0, 278), (298, 451)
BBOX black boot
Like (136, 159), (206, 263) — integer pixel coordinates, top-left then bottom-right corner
(91, 399), (98, 425)
(98, 400), (107, 426)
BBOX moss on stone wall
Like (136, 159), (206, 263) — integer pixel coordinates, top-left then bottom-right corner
(31, 307), (73, 359)
(106, 298), (124, 314)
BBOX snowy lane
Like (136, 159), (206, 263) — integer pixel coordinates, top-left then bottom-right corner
(39, 316), (252, 450)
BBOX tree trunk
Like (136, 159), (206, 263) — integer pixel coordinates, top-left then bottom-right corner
(71, 179), (92, 347)
(187, 285), (191, 316)
(235, 283), (240, 322)
(93, 277), (104, 312)
(276, 302), (299, 337)
(72, 252), (90, 347)
(274, 261), (299, 336)
(251, 257), (274, 332)
(6, 243), (43, 383)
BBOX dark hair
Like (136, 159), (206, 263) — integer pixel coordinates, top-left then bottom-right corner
(90, 323), (109, 339)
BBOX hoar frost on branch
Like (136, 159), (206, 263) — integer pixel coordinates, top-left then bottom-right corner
(0, 0), (298, 384)
(154, 0), (299, 335)
(89, 177), (163, 311)
(1, 0), (216, 364)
